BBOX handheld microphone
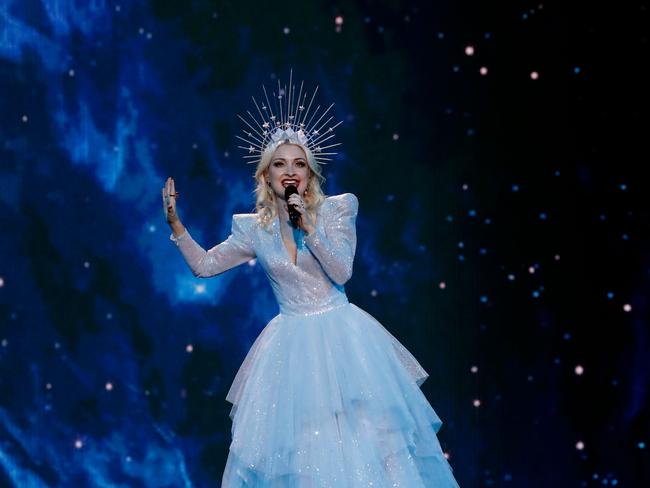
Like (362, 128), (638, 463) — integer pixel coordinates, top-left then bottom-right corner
(284, 185), (301, 229)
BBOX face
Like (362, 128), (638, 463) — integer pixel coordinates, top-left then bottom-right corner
(266, 143), (311, 199)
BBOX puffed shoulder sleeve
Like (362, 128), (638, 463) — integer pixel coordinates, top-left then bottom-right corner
(169, 214), (256, 278)
(304, 193), (358, 286)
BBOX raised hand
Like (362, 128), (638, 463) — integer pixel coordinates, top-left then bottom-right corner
(162, 177), (180, 224)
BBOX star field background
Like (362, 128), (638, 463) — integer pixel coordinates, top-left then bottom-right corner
(1, 0), (649, 486)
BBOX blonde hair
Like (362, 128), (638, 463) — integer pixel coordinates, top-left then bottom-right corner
(253, 141), (327, 232)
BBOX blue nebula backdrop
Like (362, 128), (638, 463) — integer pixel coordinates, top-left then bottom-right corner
(1, 1), (648, 487)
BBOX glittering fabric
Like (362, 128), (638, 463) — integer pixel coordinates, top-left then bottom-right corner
(170, 193), (460, 487)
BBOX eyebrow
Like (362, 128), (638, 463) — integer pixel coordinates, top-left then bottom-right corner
(272, 157), (306, 161)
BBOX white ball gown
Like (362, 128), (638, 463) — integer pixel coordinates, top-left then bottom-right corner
(170, 193), (460, 487)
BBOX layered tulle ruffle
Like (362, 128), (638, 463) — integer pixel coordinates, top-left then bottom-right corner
(222, 303), (459, 487)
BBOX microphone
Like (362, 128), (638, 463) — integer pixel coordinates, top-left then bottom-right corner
(284, 185), (301, 229)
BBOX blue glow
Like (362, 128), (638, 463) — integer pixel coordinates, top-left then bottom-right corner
(1, 1), (639, 486)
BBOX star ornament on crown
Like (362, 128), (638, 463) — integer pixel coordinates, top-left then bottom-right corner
(236, 70), (342, 165)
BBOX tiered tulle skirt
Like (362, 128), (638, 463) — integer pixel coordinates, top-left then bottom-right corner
(222, 302), (460, 487)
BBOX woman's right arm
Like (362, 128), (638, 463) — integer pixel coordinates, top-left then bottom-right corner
(163, 177), (256, 277)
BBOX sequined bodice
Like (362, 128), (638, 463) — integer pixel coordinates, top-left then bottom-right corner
(170, 193), (359, 316)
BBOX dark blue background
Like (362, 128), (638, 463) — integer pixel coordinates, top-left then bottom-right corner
(1, 1), (648, 486)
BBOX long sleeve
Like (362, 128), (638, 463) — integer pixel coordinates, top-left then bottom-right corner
(304, 193), (358, 286)
(169, 214), (256, 278)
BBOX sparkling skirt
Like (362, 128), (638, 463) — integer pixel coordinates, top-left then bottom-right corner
(221, 302), (460, 487)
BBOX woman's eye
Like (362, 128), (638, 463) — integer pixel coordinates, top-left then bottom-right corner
(273, 161), (283, 166)
(297, 161), (306, 167)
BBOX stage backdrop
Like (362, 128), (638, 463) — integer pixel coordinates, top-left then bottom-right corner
(1, 1), (648, 487)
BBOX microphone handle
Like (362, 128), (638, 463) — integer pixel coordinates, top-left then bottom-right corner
(288, 205), (300, 228)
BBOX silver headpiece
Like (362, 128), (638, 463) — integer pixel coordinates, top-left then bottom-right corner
(237, 70), (342, 164)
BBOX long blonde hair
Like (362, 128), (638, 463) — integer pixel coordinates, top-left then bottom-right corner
(253, 141), (327, 232)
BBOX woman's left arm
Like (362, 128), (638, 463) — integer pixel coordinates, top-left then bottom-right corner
(304, 193), (358, 286)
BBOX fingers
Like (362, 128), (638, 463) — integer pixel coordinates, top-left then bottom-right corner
(164, 177), (173, 195)
(162, 188), (170, 220)
(287, 194), (302, 204)
(163, 178), (179, 201)
(163, 177), (180, 200)
(162, 178), (175, 211)
(162, 191), (171, 215)
(287, 194), (305, 212)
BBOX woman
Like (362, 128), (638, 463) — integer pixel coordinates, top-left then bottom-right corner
(162, 76), (460, 487)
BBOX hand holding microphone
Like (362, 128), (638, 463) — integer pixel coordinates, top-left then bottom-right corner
(284, 186), (315, 234)
(284, 185), (301, 228)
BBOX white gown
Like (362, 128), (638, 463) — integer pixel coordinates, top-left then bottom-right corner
(170, 193), (460, 487)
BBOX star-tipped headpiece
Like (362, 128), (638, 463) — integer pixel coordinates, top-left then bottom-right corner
(237, 70), (342, 164)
